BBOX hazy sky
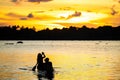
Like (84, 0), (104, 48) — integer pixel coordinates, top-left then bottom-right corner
(0, 0), (120, 30)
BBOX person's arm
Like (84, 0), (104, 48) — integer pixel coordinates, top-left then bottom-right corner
(42, 52), (46, 58)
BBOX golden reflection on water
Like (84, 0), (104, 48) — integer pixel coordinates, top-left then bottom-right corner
(46, 53), (120, 80)
(0, 41), (120, 80)
(0, 52), (120, 80)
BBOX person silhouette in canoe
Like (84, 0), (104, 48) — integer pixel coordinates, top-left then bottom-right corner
(32, 52), (54, 80)
(32, 52), (46, 71)
(37, 58), (54, 80)
(44, 58), (54, 79)
(37, 52), (46, 71)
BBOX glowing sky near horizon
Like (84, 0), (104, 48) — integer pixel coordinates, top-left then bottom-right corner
(0, 0), (120, 30)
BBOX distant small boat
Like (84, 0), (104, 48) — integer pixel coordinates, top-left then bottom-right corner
(5, 43), (14, 45)
(17, 41), (23, 44)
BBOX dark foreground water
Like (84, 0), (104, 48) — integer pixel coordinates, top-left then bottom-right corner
(0, 40), (120, 80)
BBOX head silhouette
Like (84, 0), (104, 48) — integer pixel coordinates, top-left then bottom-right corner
(42, 52), (44, 54)
(38, 53), (42, 57)
(45, 58), (49, 62)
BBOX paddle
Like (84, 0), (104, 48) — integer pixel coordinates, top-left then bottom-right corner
(32, 63), (37, 71)
(32, 52), (46, 71)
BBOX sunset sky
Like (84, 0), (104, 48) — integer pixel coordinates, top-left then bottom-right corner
(0, 0), (120, 30)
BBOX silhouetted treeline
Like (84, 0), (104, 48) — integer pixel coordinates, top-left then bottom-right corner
(0, 25), (120, 40)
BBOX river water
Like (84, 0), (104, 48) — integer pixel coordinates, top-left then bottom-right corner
(0, 40), (120, 80)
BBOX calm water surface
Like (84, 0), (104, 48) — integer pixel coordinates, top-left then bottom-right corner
(0, 40), (120, 80)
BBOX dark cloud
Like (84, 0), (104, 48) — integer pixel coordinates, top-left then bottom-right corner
(110, 5), (118, 15)
(67, 11), (81, 19)
(111, 0), (120, 15)
(118, 0), (120, 3)
(6, 12), (29, 20)
(71, 11), (81, 16)
(28, 0), (52, 3)
(6, 12), (23, 17)
(116, 0), (120, 3)
(114, 0), (120, 3)
(27, 13), (34, 18)
(19, 13), (34, 20)
(20, 17), (27, 20)
(11, 0), (23, 4)
(28, 0), (41, 3)
(38, 0), (52, 2)
(11, 0), (18, 2)
(34, 11), (45, 13)
(0, 18), (11, 20)
(20, 13), (35, 20)
(6, 13), (34, 20)
(11, 0), (52, 3)
(6, 12), (17, 17)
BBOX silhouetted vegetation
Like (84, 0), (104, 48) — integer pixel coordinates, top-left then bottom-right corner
(0, 25), (120, 40)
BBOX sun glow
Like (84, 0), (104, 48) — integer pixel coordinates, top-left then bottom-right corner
(0, 0), (120, 30)
(70, 12), (108, 22)
(56, 11), (108, 23)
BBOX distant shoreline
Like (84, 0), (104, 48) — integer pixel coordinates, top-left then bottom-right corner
(0, 25), (120, 40)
